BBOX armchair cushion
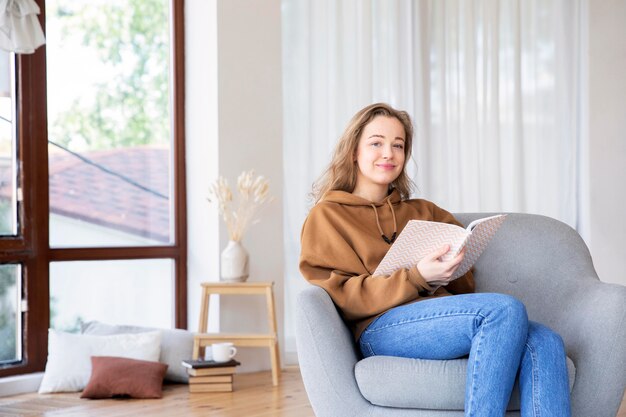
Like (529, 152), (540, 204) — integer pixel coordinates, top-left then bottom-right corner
(355, 355), (575, 410)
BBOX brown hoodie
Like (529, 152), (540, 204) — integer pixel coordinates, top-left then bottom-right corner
(299, 189), (475, 340)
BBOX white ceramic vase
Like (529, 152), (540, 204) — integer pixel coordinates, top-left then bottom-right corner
(220, 240), (249, 282)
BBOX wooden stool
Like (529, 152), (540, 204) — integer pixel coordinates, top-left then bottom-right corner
(193, 282), (281, 386)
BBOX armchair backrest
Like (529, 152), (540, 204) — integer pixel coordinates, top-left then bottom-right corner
(454, 213), (597, 326)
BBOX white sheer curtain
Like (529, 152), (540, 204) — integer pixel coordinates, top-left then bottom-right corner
(282, 0), (584, 357)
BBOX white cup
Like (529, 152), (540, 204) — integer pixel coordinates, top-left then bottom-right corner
(212, 342), (237, 363)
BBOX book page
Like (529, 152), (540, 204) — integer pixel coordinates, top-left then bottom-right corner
(373, 220), (469, 276)
(451, 214), (507, 279)
(373, 215), (507, 279)
(466, 214), (508, 232)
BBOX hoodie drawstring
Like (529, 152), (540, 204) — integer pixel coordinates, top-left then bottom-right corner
(371, 199), (397, 244)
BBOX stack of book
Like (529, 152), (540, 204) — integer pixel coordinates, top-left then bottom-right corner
(182, 359), (241, 393)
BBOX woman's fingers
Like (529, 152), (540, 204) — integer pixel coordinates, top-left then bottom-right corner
(418, 246), (466, 283)
(448, 248), (465, 268)
(439, 248), (466, 280)
(429, 245), (451, 260)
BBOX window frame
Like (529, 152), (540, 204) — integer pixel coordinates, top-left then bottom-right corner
(0, 0), (187, 378)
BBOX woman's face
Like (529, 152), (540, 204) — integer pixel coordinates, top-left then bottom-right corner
(354, 115), (406, 193)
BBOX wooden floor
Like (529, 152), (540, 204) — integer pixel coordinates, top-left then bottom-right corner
(618, 392), (626, 417)
(0, 369), (624, 417)
(0, 369), (314, 417)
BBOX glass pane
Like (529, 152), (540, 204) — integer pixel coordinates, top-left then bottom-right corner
(0, 264), (21, 363)
(46, 0), (173, 248)
(0, 50), (17, 236)
(50, 259), (174, 332)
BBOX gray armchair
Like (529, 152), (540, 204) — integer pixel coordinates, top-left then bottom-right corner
(295, 213), (626, 417)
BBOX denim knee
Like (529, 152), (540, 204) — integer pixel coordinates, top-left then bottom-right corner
(488, 293), (528, 325)
(527, 322), (566, 354)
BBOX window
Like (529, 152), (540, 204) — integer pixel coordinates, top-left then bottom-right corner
(0, 50), (16, 237)
(47, 0), (175, 249)
(0, 50), (20, 366)
(50, 260), (174, 331)
(0, 0), (186, 377)
(0, 265), (21, 364)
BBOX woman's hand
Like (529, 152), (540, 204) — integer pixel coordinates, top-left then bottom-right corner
(417, 245), (465, 286)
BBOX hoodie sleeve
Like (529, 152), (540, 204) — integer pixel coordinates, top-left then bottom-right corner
(299, 205), (434, 322)
(431, 204), (476, 295)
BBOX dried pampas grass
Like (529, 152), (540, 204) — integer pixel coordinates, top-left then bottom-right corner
(207, 170), (273, 242)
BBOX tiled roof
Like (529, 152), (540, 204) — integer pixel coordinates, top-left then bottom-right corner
(0, 146), (171, 243)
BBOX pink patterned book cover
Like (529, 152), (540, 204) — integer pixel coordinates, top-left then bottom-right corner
(374, 214), (507, 280)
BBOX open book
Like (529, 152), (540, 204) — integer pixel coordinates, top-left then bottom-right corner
(374, 214), (507, 281)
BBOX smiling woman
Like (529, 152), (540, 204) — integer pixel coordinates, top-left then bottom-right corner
(299, 102), (572, 416)
(352, 116), (407, 203)
(311, 103), (415, 204)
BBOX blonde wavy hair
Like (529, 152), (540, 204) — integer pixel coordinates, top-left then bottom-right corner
(312, 103), (415, 203)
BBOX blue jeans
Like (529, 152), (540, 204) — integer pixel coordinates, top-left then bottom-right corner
(359, 293), (571, 417)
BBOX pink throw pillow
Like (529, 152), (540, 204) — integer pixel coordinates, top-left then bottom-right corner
(81, 356), (168, 399)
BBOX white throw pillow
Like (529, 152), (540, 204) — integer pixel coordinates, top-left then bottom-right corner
(38, 329), (161, 394)
(81, 321), (193, 383)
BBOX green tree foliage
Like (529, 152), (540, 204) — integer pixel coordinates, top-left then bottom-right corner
(0, 199), (10, 235)
(0, 251), (17, 361)
(49, 0), (170, 150)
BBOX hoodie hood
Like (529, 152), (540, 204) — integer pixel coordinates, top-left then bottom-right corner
(321, 188), (402, 207)
(321, 189), (401, 244)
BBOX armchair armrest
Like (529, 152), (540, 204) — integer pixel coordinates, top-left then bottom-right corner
(456, 212), (626, 417)
(295, 285), (371, 417)
(559, 280), (626, 417)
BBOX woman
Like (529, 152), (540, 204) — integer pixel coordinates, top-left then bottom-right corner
(299, 103), (571, 417)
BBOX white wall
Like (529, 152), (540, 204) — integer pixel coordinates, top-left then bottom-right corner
(185, 0), (220, 333)
(186, 0), (284, 373)
(587, 0), (626, 286)
(216, 0), (284, 372)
